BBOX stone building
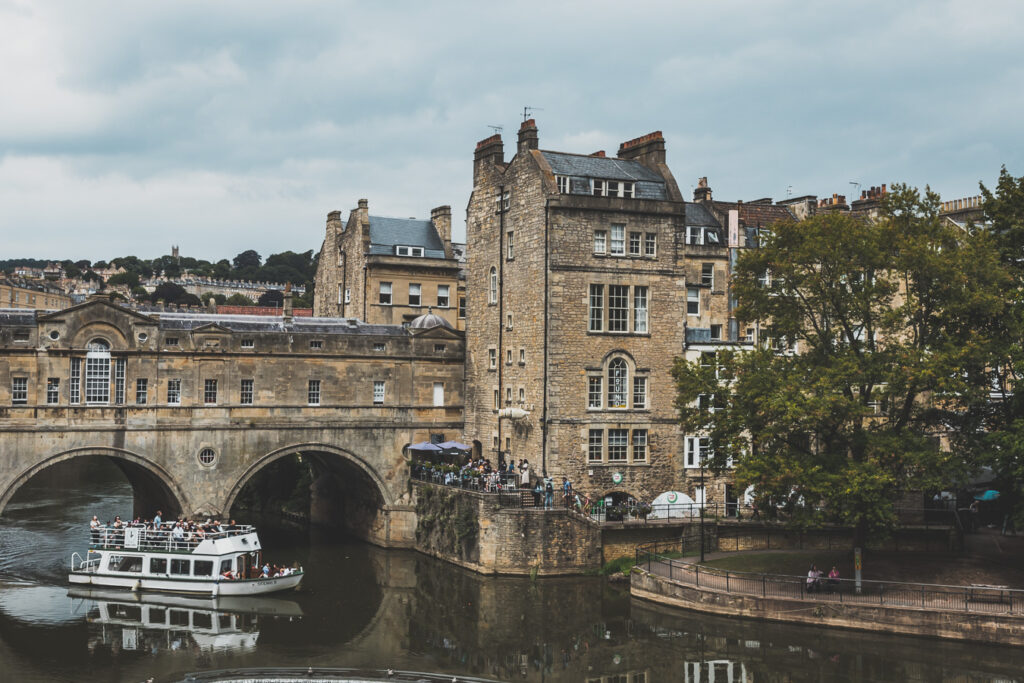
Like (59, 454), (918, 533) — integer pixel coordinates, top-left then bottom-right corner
(0, 277), (73, 311)
(314, 199), (465, 330)
(0, 294), (464, 541)
(464, 120), (749, 508)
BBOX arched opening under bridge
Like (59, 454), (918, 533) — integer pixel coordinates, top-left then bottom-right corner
(224, 444), (393, 544)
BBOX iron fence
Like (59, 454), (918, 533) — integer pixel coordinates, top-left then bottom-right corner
(635, 539), (1023, 615)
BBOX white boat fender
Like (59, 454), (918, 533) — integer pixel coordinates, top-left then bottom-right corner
(131, 580), (141, 592)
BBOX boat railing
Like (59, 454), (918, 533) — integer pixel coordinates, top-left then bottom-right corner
(89, 524), (257, 552)
(71, 551), (101, 573)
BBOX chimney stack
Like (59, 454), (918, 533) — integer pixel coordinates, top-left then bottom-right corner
(517, 118), (539, 154)
(283, 283), (293, 324)
(431, 205), (453, 258)
(473, 133), (505, 181)
(693, 176), (712, 203)
(617, 131), (666, 167)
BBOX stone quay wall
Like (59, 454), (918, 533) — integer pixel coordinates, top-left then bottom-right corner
(632, 567), (1024, 646)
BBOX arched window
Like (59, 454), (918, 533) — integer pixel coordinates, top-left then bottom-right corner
(488, 267), (497, 304)
(607, 358), (627, 409)
(85, 339), (111, 405)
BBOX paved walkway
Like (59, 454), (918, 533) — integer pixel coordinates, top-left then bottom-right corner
(642, 554), (1024, 616)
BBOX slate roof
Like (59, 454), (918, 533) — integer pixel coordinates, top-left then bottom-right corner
(0, 309), (38, 325)
(154, 312), (406, 336)
(685, 203), (721, 227)
(367, 216), (446, 259)
(540, 151), (668, 200)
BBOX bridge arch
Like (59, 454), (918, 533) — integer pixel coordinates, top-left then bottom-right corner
(222, 442), (396, 514)
(0, 446), (188, 519)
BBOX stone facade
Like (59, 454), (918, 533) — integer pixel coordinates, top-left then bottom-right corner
(0, 277), (73, 311)
(464, 120), (754, 509)
(0, 296), (465, 546)
(314, 199), (465, 330)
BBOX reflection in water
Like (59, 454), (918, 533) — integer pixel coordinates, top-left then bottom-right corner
(1, 458), (1023, 682)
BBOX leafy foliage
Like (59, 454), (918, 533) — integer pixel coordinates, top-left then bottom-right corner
(673, 184), (1005, 539)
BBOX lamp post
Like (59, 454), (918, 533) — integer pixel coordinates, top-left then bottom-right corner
(699, 457), (706, 563)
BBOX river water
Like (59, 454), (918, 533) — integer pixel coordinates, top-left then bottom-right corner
(0, 458), (1021, 683)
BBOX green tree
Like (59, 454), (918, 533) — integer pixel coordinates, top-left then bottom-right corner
(257, 289), (284, 307)
(106, 271), (141, 288)
(672, 184), (1004, 542)
(974, 168), (1024, 526)
(201, 292), (227, 305)
(232, 249), (262, 271)
(224, 293), (255, 306)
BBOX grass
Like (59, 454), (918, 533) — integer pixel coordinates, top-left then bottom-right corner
(700, 550), (851, 578)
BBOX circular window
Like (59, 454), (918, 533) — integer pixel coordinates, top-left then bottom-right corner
(48, 330), (59, 340)
(138, 332), (148, 342)
(197, 448), (217, 467)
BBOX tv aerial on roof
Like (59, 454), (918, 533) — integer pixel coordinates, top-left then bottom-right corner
(487, 125), (503, 134)
(522, 106), (543, 121)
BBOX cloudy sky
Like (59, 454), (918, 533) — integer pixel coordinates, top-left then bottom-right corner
(2, 0), (1021, 262)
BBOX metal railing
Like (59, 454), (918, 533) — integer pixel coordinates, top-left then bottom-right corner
(635, 540), (1024, 615)
(89, 524), (256, 552)
(71, 551), (101, 573)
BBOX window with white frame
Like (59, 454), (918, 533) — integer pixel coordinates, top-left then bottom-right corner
(85, 340), (111, 405)
(488, 268), (497, 304)
(505, 386), (512, 403)
(167, 378), (181, 405)
(46, 378), (60, 404)
(241, 338), (255, 349)
(506, 348), (513, 365)
(379, 282), (392, 305)
(588, 376), (602, 409)
(608, 285), (629, 332)
(629, 231), (642, 256)
(488, 348), (497, 369)
(337, 284), (343, 305)
(308, 379), (321, 405)
(589, 284), (604, 331)
(589, 284), (649, 334)
(518, 348), (525, 364)
(556, 175), (569, 193)
(204, 379), (218, 405)
(11, 377), (27, 405)
(607, 429), (628, 461)
(710, 324), (722, 341)
(373, 381), (385, 405)
(593, 230), (607, 255)
(309, 340), (323, 350)
(610, 225), (625, 255)
(459, 297), (466, 319)
(70, 358), (81, 405)
(495, 190), (510, 212)
(506, 231), (514, 259)
(395, 245), (425, 257)
(437, 285), (450, 308)
(686, 225), (720, 245)
(518, 387), (524, 402)
(644, 233), (657, 256)
(632, 430), (648, 462)
(684, 436), (711, 468)
(701, 263), (714, 288)
(634, 287), (648, 333)
(408, 283), (421, 307)
(607, 358), (628, 409)
(135, 378), (148, 405)
(506, 313), (513, 329)
(345, 288), (351, 304)
(687, 287), (700, 316)
(588, 429), (603, 462)
(114, 358), (125, 405)
(592, 180), (634, 198)
(374, 342), (386, 352)
(632, 376), (647, 409)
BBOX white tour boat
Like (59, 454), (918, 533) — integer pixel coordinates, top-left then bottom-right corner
(69, 523), (303, 596)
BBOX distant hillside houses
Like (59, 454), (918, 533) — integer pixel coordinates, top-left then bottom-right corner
(143, 276), (306, 302)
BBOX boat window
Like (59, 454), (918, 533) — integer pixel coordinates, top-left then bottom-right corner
(192, 612), (213, 629)
(150, 558), (167, 574)
(169, 610), (189, 627)
(108, 555), (143, 573)
(220, 559), (233, 574)
(170, 559), (191, 576)
(193, 560), (214, 577)
(219, 615), (232, 629)
(148, 608), (166, 625)
(108, 604), (142, 621)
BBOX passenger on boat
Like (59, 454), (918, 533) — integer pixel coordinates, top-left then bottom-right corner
(261, 563), (271, 577)
(153, 510), (162, 528)
(90, 516), (100, 544)
(221, 569), (235, 580)
(171, 522), (186, 549)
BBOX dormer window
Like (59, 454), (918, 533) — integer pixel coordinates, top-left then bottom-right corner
(556, 175), (569, 193)
(592, 180), (635, 198)
(395, 245), (424, 257)
(686, 226), (721, 246)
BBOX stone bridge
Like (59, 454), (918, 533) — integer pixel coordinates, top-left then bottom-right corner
(0, 298), (465, 546)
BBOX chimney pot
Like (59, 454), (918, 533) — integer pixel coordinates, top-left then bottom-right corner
(517, 118), (539, 153)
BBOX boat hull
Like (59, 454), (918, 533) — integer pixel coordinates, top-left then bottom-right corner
(68, 570), (303, 597)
